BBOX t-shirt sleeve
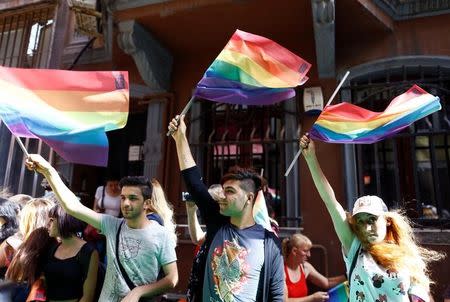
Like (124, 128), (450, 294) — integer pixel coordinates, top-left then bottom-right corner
(342, 236), (360, 274)
(159, 231), (177, 266)
(99, 214), (120, 236)
(408, 284), (430, 302)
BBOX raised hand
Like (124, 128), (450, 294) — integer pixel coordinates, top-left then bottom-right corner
(25, 154), (53, 176)
(299, 134), (316, 159)
(168, 115), (186, 141)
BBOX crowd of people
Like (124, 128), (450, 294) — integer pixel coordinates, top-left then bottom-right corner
(0, 115), (445, 302)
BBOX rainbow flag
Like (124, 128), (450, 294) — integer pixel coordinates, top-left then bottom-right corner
(0, 66), (129, 166)
(253, 190), (273, 233)
(310, 85), (441, 143)
(194, 29), (311, 105)
(328, 282), (349, 302)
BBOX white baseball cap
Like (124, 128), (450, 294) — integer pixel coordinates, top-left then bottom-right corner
(352, 195), (388, 216)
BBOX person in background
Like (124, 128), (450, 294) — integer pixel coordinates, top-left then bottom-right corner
(282, 233), (346, 302)
(93, 176), (121, 217)
(25, 154), (178, 302)
(7, 194), (32, 215)
(146, 179), (177, 244)
(300, 135), (445, 302)
(0, 197), (19, 244)
(44, 203), (99, 302)
(0, 198), (52, 278)
(2, 227), (56, 302)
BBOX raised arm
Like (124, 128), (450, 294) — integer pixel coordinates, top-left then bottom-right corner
(169, 114), (226, 229)
(25, 154), (102, 229)
(169, 115), (195, 171)
(300, 136), (354, 254)
(185, 201), (206, 245)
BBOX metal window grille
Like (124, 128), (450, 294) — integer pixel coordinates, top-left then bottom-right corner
(188, 99), (302, 227)
(342, 65), (450, 227)
(0, 3), (56, 196)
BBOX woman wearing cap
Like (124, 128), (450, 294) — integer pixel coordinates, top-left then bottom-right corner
(299, 135), (444, 302)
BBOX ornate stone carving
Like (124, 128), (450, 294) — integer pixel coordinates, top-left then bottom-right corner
(117, 20), (172, 92)
(311, 0), (335, 78)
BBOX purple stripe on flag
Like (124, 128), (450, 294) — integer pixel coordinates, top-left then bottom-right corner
(194, 77), (295, 105)
(42, 138), (109, 167)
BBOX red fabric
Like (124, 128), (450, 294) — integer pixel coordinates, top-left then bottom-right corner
(284, 264), (308, 298)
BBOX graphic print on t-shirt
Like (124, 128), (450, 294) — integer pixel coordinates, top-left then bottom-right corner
(211, 237), (249, 302)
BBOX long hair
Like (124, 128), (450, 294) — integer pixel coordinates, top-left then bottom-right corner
(19, 198), (53, 241)
(281, 233), (312, 259)
(348, 210), (445, 289)
(149, 179), (177, 244)
(6, 227), (57, 284)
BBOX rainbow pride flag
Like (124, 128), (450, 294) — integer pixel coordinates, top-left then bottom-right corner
(194, 29), (311, 105)
(310, 85), (441, 143)
(0, 66), (129, 166)
(328, 282), (349, 302)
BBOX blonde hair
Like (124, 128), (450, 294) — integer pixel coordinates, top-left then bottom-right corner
(148, 179), (177, 244)
(281, 233), (312, 259)
(19, 198), (53, 240)
(349, 210), (445, 289)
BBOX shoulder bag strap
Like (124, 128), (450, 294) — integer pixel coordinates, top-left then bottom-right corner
(100, 185), (106, 210)
(347, 244), (361, 287)
(115, 220), (136, 290)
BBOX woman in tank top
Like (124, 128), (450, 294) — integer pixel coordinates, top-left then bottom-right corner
(45, 204), (99, 302)
(282, 233), (346, 302)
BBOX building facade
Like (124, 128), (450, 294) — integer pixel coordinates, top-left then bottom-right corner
(0, 0), (449, 299)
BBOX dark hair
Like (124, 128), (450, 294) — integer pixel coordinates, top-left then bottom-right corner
(48, 204), (86, 238)
(119, 176), (153, 200)
(0, 197), (19, 242)
(6, 227), (57, 284)
(220, 166), (263, 194)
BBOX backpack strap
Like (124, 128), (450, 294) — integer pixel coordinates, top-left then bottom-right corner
(115, 221), (136, 290)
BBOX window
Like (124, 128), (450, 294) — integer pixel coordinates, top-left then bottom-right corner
(344, 63), (450, 227)
(188, 98), (302, 226)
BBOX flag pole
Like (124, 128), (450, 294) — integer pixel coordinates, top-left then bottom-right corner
(284, 71), (350, 177)
(15, 136), (29, 157)
(166, 96), (195, 137)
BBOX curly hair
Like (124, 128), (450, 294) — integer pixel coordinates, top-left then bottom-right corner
(348, 210), (445, 289)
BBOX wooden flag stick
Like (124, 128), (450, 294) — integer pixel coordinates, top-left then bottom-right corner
(166, 96), (195, 137)
(15, 136), (29, 157)
(284, 71), (350, 177)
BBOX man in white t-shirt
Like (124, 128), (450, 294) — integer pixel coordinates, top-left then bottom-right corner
(26, 155), (178, 302)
